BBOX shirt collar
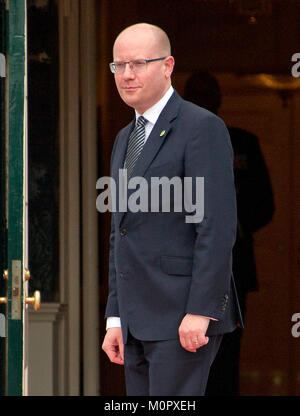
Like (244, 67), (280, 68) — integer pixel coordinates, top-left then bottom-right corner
(135, 85), (174, 125)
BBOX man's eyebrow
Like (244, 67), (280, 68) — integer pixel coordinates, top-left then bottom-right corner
(114, 57), (147, 62)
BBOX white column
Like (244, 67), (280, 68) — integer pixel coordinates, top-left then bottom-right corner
(58, 0), (81, 396)
(80, 0), (100, 396)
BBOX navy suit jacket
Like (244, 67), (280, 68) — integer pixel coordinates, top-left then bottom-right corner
(105, 90), (243, 344)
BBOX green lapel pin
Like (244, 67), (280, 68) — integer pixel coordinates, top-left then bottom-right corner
(160, 130), (166, 137)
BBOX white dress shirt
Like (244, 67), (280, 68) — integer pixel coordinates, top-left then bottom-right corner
(136, 85), (174, 142)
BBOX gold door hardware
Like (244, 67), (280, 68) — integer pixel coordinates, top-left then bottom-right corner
(25, 291), (41, 311)
(3, 268), (31, 280)
(1, 270), (8, 305)
(24, 269), (30, 281)
(12, 260), (22, 319)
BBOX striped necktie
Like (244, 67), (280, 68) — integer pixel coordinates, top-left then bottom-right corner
(124, 116), (147, 178)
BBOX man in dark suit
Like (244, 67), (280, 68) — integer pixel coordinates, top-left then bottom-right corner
(102, 23), (242, 396)
(184, 71), (275, 395)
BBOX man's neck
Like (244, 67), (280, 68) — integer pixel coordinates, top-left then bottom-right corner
(135, 85), (174, 120)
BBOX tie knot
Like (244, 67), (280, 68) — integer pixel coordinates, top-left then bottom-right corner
(137, 116), (147, 127)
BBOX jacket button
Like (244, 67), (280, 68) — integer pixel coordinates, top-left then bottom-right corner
(120, 228), (127, 236)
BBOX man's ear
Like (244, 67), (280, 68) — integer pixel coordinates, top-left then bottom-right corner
(164, 56), (175, 79)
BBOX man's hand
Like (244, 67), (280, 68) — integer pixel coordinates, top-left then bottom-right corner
(102, 327), (124, 365)
(178, 314), (210, 352)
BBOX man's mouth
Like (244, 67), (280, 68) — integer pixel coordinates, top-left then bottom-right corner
(123, 86), (139, 90)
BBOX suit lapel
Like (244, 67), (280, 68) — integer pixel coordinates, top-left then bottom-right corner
(115, 91), (182, 227)
(112, 119), (135, 181)
(111, 120), (134, 228)
(130, 91), (182, 183)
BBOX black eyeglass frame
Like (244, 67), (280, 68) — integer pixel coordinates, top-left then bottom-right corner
(109, 57), (167, 74)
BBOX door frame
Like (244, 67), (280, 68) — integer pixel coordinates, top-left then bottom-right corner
(2, 0), (28, 396)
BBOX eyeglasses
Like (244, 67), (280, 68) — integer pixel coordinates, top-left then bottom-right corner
(109, 57), (167, 74)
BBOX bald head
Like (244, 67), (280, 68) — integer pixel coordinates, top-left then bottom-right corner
(113, 23), (171, 60)
(112, 23), (174, 114)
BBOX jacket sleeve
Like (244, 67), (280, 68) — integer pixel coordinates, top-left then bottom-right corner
(184, 115), (237, 320)
(104, 133), (121, 319)
(104, 213), (120, 318)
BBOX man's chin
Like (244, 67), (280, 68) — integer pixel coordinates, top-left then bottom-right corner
(121, 94), (140, 109)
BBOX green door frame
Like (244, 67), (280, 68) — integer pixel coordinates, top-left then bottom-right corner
(0, 0), (7, 397)
(0, 0), (27, 396)
(7, 0), (27, 396)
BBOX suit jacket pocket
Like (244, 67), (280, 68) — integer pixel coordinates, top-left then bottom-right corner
(160, 255), (193, 276)
(147, 161), (180, 178)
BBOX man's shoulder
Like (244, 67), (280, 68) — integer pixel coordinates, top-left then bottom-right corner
(118, 120), (134, 135)
(179, 97), (226, 128)
(114, 119), (134, 143)
(158, 89), (220, 124)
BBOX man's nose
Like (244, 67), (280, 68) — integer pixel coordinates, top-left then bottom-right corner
(122, 62), (135, 78)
